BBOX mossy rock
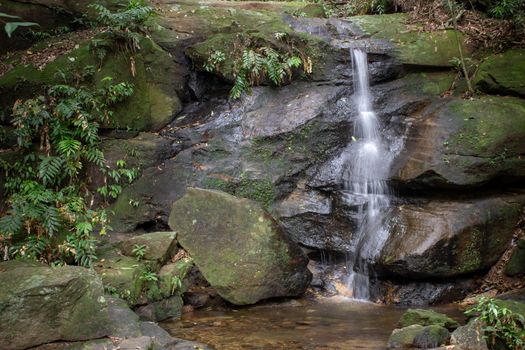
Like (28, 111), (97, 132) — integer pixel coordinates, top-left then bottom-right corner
(349, 13), (467, 67)
(118, 231), (178, 265)
(505, 239), (525, 276)
(399, 309), (460, 330)
(168, 187), (311, 305)
(94, 246), (150, 305)
(159, 257), (194, 296)
(134, 295), (183, 322)
(474, 49), (525, 97)
(0, 260), (110, 350)
(0, 35), (181, 132)
(394, 96), (525, 187)
(388, 324), (450, 348)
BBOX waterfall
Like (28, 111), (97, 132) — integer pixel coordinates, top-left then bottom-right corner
(343, 49), (392, 300)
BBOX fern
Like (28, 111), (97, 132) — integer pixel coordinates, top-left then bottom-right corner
(37, 156), (64, 186)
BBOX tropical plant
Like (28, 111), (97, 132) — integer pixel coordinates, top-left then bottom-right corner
(132, 243), (147, 261)
(88, 0), (154, 53)
(466, 297), (525, 350)
(228, 46), (307, 99)
(140, 270), (158, 282)
(0, 12), (38, 38)
(0, 79), (136, 267)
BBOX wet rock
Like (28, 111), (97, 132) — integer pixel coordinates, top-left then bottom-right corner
(169, 187), (312, 305)
(450, 320), (489, 350)
(505, 239), (525, 276)
(391, 96), (525, 188)
(374, 278), (477, 306)
(376, 193), (525, 278)
(119, 231), (178, 265)
(474, 49), (525, 97)
(0, 261), (110, 350)
(388, 324), (450, 348)
(398, 309), (459, 330)
(346, 13), (468, 67)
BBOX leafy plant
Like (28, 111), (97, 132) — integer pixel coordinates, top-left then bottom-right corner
(204, 50), (226, 72)
(140, 270), (158, 282)
(228, 46), (306, 99)
(132, 243), (147, 261)
(0, 79), (135, 267)
(88, 0), (154, 54)
(169, 275), (182, 296)
(0, 12), (38, 38)
(466, 297), (525, 349)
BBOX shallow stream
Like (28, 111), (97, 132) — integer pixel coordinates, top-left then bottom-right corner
(162, 298), (464, 350)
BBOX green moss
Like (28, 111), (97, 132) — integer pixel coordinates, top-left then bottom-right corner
(474, 49), (525, 97)
(447, 96), (525, 157)
(350, 13), (466, 67)
(403, 72), (455, 96)
(203, 176), (276, 208)
(399, 309), (460, 329)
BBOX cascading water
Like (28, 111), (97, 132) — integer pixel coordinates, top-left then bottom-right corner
(343, 49), (393, 300)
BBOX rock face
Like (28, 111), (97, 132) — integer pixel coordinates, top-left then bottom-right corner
(168, 187), (312, 305)
(0, 261), (110, 350)
(118, 231), (178, 265)
(474, 49), (525, 97)
(391, 96), (525, 188)
(376, 193), (525, 278)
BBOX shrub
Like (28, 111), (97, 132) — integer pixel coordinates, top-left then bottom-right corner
(466, 297), (525, 350)
(0, 79), (136, 267)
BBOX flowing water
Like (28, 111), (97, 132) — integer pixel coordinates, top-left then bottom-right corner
(162, 299), (464, 350)
(343, 49), (394, 299)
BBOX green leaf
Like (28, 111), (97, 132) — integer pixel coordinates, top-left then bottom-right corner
(5, 21), (39, 38)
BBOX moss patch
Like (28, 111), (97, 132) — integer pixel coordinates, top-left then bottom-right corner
(474, 49), (525, 97)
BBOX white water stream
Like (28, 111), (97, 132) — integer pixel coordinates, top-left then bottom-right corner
(343, 49), (393, 300)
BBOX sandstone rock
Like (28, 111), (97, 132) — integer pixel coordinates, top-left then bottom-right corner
(0, 261), (110, 350)
(376, 193), (525, 278)
(474, 49), (525, 97)
(119, 231), (178, 265)
(450, 320), (489, 350)
(169, 187), (311, 305)
(388, 324), (450, 348)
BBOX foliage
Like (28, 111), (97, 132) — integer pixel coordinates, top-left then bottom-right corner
(466, 297), (525, 349)
(0, 12), (38, 38)
(205, 33), (312, 99)
(132, 243), (146, 261)
(169, 275), (182, 296)
(315, 0), (391, 18)
(0, 78), (136, 267)
(88, 0), (154, 55)
(489, 0), (525, 32)
(140, 270), (158, 282)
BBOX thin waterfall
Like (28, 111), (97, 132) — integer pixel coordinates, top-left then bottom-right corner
(343, 49), (393, 300)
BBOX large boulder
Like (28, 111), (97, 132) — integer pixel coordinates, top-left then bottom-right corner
(391, 96), (525, 188)
(376, 193), (525, 278)
(168, 187), (312, 305)
(0, 260), (110, 350)
(474, 49), (525, 97)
